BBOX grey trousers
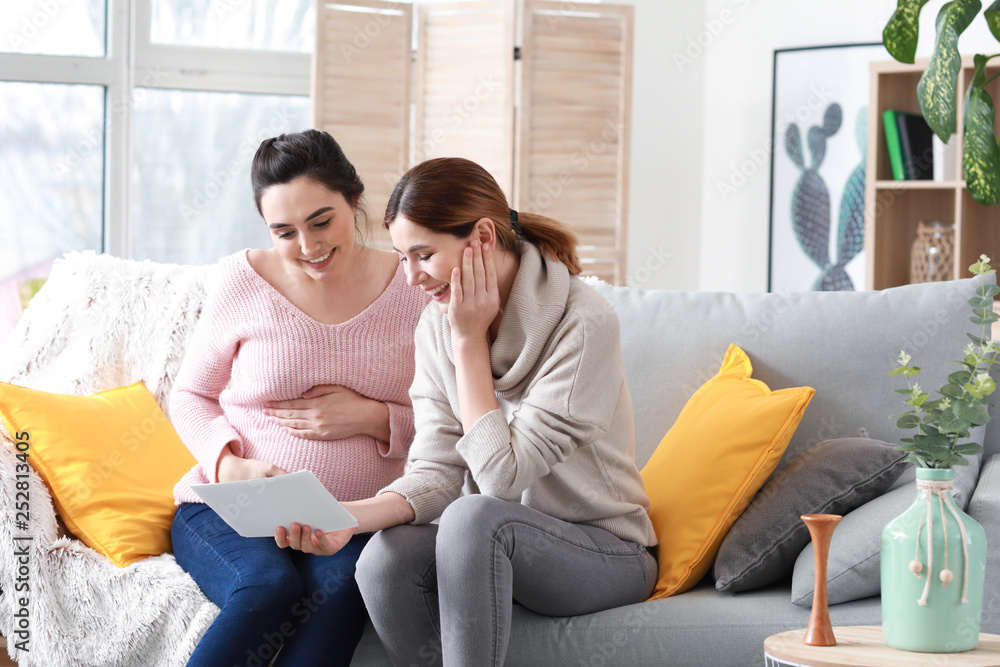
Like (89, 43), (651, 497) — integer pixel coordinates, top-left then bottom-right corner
(355, 495), (657, 667)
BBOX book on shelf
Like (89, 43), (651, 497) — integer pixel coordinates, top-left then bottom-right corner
(895, 111), (934, 180)
(881, 110), (960, 182)
(882, 110), (906, 180)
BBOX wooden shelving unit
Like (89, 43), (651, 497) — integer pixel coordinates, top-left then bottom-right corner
(865, 56), (1000, 290)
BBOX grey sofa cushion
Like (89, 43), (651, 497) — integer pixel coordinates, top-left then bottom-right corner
(355, 579), (884, 667)
(791, 451), (981, 606)
(714, 429), (908, 593)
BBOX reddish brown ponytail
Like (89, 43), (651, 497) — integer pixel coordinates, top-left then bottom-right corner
(384, 158), (581, 275)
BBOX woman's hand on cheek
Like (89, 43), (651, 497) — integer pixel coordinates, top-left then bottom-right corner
(448, 240), (499, 343)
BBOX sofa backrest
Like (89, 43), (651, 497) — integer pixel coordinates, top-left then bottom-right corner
(590, 276), (997, 485)
(5, 252), (995, 482)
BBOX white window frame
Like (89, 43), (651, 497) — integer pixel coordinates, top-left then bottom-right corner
(0, 0), (311, 259)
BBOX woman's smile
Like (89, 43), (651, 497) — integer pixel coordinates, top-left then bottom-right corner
(426, 282), (450, 301)
(303, 248), (335, 270)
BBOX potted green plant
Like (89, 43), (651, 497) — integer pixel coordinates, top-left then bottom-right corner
(882, 255), (995, 651)
(883, 1), (1000, 205)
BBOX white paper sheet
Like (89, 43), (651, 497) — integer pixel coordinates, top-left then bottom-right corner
(190, 470), (359, 538)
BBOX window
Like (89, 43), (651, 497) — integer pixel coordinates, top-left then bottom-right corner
(131, 89), (309, 264)
(149, 0), (312, 52)
(0, 0), (312, 344)
(0, 0), (107, 57)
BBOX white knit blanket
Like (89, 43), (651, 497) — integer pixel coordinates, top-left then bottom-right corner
(0, 251), (220, 666)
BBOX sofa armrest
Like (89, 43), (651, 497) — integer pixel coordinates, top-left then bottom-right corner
(968, 453), (1000, 634)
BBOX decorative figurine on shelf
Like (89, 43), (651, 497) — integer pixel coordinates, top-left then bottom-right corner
(909, 220), (955, 283)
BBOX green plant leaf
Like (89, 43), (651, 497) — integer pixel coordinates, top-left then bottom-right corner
(972, 311), (1000, 323)
(970, 295), (994, 308)
(969, 332), (991, 345)
(918, 0), (983, 141)
(938, 411), (972, 433)
(986, 0), (1000, 41)
(915, 429), (951, 446)
(955, 442), (985, 454)
(955, 399), (990, 424)
(941, 382), (965, 398)
(978, 284), (1000, 297)
(971, 254), (996, 274)
(897, 414), (922, 428)
(949, 370), (973, 384)
(884, 0), (934, 63)
(963, 55), (1000, 206)
(890, 366), (910, 376)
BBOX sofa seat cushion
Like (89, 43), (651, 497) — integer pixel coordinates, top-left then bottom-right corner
(509, 580), (880, 667)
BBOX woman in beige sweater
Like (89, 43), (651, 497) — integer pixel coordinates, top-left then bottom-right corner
(275, 157), (657, 667)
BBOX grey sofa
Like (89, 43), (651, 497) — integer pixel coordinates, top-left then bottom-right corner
(353, 273), (1000, 666)
(1, 253), (997, 667)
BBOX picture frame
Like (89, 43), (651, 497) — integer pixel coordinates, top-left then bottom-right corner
(767, 42), (887, 293)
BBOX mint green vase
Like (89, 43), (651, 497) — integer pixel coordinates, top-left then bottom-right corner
(881, 468), (986, 652)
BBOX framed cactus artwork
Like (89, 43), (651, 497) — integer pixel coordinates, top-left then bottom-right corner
(767, 42), (887, 293)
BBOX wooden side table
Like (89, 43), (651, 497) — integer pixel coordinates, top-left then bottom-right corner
(764, 626), (1000, 667)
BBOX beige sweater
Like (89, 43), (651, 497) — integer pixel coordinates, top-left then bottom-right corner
(383, 243), (657, 547)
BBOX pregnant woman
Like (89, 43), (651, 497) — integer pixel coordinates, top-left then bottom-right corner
(169, 130), (428, 666)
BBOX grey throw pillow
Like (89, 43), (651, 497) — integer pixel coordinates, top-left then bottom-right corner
(714, 429), (908, 593)
(791, 444), (982, 606)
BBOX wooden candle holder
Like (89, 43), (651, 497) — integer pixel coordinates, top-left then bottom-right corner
(801, 513), (842, 647)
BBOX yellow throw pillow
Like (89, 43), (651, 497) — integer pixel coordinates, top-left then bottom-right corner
(641, 344), (815, 599)
(0, 381), (196, 567)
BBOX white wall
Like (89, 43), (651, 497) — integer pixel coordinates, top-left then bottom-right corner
(621, 0), (705, 290)
(694, 0), (1000, 292)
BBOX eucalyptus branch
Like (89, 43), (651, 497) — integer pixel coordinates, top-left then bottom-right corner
(890, 255), (997, 468)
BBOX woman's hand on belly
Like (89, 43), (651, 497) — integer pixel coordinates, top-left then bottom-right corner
(217, 445), (287, 482)
(266, 384), (390, 442)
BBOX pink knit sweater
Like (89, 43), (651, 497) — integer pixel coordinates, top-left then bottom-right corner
(172, 250), (429, 505)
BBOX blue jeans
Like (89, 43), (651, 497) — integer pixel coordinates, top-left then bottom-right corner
(172, 502), (370, 667)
